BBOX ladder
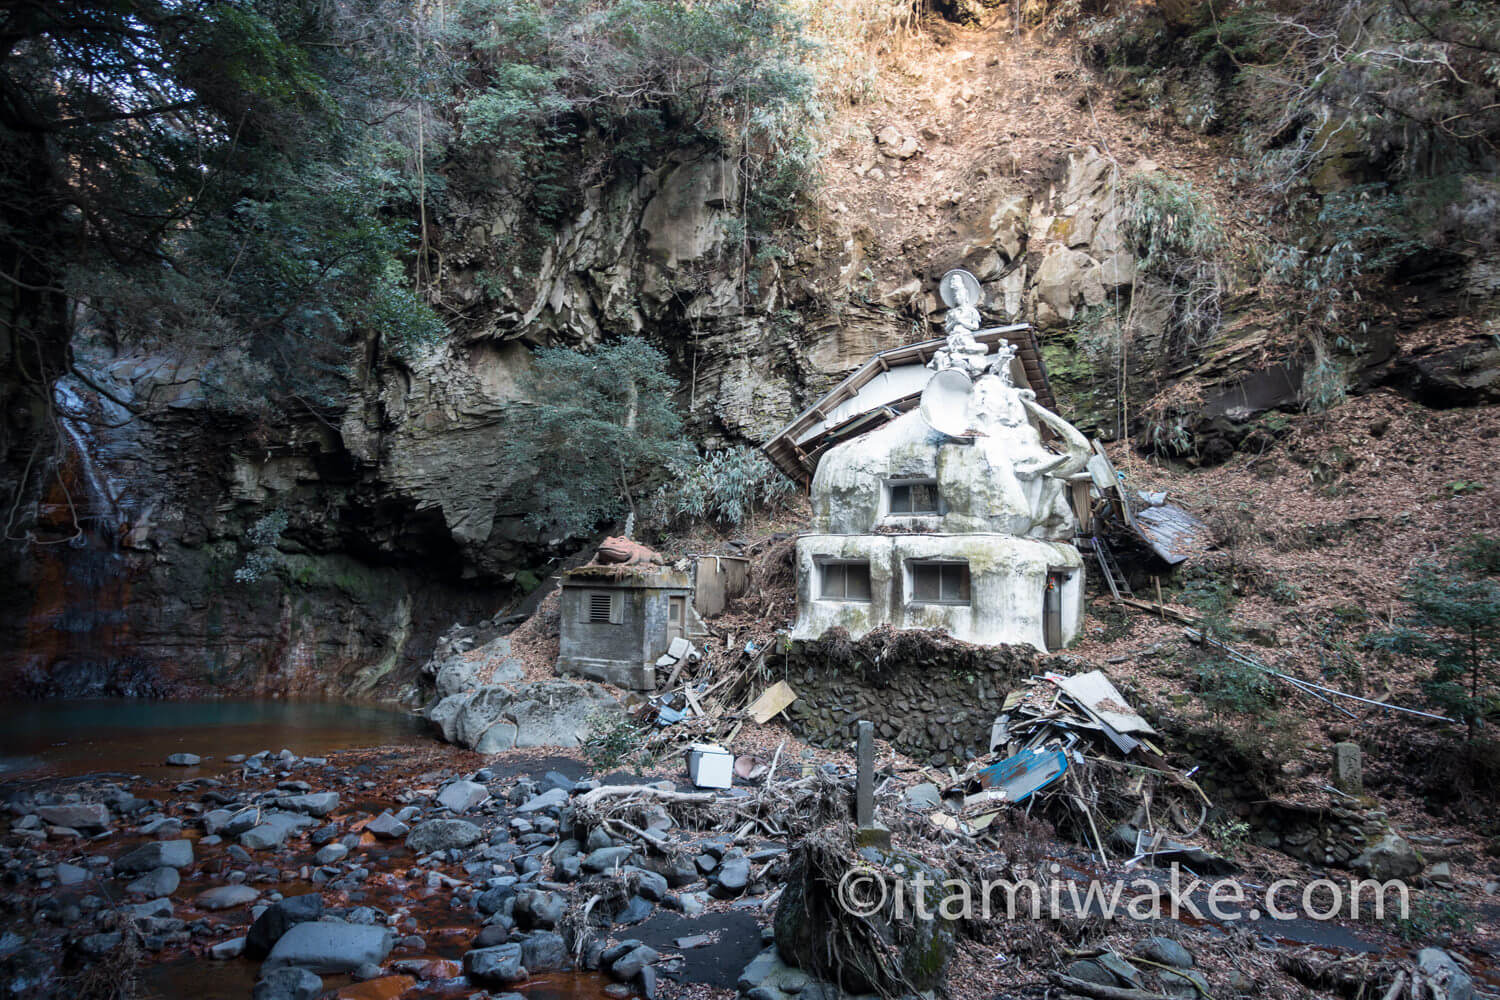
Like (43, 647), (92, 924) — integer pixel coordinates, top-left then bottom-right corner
(1083, 535), (1133, 600)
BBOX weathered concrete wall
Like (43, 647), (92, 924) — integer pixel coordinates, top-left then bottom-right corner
(557, 571), (693, 689)
(792, 533), (1083, 649)
(780, 630), (1048, 767)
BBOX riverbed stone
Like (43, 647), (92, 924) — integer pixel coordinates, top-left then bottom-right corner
(366, 812), (408, 839)
(210, 936), (246, 959)
(407, 819), (484, 853)
(518, 788), (568, 814)
(246, 893), (326, 958)
(609, 944), (659, 981)
(465, 943), (528, 986)
(583, 846), (635, 873)
(1065, 960), (1118, 987)
(195, 885), (260, 910)
(712, 853), (751, 897)
(55, 863), (90, 885)
(1140, 936), (1194, 969)
(630, 868), (668, 902)
(438, 780), (490, 815)
(521, 931), (569, 971)
(1162, 968), (1210, 997)
(165, 753), (201, 766)
(315, 843), (348, 865)
(253, 967), (323, 1000)
(38, 803), (110, 832)
(115, 839), (194, 874)
(279, 792), (340, 817)
(263, 920), (394, 974)
(513, 889), (567, 930)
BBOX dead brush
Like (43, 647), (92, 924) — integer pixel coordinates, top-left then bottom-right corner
(64, 923), (142, 1000)
(561, 872), (635, 957)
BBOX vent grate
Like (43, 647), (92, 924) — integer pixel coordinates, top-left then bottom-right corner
(587, 592), (614, 623)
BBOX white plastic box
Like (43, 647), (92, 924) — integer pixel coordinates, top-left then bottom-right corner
(685, 743), (734, 789)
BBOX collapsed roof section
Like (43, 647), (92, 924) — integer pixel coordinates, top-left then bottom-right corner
(762, 324), (1055, 485)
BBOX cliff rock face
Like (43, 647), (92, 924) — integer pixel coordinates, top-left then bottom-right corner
(0, 131), (1152, 697)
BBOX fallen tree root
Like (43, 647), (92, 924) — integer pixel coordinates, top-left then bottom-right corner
(1047, 972), (1172, 1000)
(576, 785), (717, 808)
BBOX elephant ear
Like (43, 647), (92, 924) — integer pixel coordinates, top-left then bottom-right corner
(1022, 398), (1091, 478)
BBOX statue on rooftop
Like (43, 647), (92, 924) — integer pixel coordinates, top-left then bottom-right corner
(929, 269), (990, 378)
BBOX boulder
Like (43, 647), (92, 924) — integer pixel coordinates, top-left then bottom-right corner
(1163, 968), (1211, 998)
(1352, 833), (1423, 881)
(428, 693), (470, 744)
(407, 819), (484, 854)
(902, 783), (940, 811)
(1417, 948), (1474, 1000)
(1064, 960), (1120, 987)
(262, 921), (394, 974)
(115, 840), (194, 874)
(433, 656), (479, 699)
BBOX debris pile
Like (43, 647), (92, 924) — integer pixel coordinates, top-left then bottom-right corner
(914, 669), (1218, 869)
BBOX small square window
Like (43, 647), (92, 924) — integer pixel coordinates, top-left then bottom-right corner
(910, 562), (970, 605)
(889, 480), (940, 515)
(820, 561), (872, 601)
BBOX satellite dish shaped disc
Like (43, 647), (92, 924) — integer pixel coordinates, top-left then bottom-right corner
(938, 268), (982, 308)
(919, 368), (976, 440)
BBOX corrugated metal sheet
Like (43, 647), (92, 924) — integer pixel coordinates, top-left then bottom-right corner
(761, 324), (1050, 484)
(1132, 503), (1211, 565)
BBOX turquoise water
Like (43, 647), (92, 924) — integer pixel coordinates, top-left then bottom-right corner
(0, 698), (430, 777)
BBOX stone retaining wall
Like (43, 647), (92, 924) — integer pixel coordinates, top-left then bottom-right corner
(779, 630), (1046, 767)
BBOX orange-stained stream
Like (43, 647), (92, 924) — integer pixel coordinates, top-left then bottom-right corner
(0, 698), (431, 778)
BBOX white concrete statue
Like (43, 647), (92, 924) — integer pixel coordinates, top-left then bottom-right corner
(930, 271), (990, 378)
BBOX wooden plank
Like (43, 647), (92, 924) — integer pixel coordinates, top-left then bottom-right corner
(746, 680), (797, 724)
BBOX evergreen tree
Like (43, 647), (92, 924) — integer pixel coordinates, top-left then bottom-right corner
(1370, 536), (1500, 741)
(498, 338), (689, 538)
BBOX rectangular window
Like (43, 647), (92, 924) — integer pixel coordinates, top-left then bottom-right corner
(910, 561), (970, 605)
(584, 591), (620, 624)
(819, 561), (872, 602)
(889, 480), (940, 515)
